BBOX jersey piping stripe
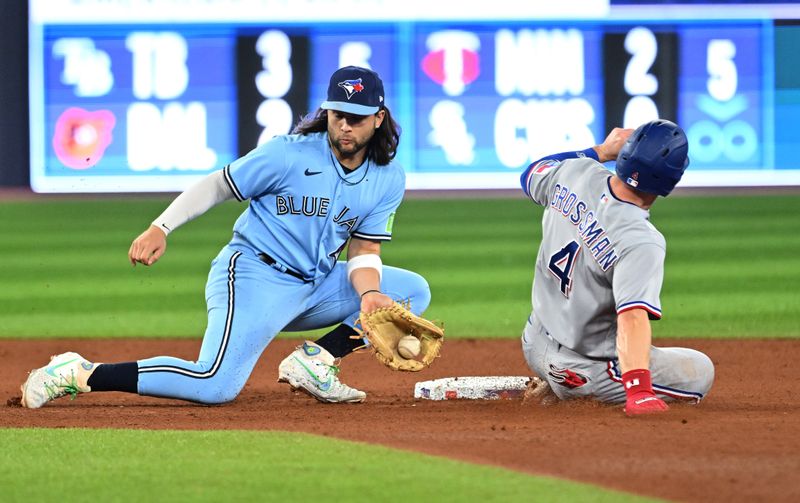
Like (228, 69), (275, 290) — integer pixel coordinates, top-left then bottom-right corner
(652, 382), (704, 401)
(138, 251), (241, 378)
(616, 301), (662, 319)
(223, 165), (245, 202)
(352, 231), (391, 241)
(605, 360), (704, 402)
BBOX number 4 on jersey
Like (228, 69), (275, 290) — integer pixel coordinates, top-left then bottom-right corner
(548, 240), (580, 297)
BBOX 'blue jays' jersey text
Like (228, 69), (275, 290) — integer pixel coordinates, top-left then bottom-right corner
(222, 132), (405, 280)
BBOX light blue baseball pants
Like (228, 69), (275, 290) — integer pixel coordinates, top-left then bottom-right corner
(136, 245), (431, 403)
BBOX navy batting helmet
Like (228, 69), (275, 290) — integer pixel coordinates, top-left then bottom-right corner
(615, 120), (689, 197)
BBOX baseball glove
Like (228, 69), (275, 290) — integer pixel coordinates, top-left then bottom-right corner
(355, 302), (444, 371)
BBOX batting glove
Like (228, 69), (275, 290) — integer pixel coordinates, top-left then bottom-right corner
(622, 369), (669, 417)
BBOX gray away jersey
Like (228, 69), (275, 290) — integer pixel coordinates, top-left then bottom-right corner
(522, 158), (666, 358)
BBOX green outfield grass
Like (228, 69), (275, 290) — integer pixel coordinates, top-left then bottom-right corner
(0, 194), (798, 339)
(0, 428), (652, 503)
(0, 194), (794, 503)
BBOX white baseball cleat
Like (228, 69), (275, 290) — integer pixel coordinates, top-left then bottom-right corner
(20, 352), (94, 409)
(278, 342), (366, 403)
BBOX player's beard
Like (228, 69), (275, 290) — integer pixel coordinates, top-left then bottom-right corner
(329, 132), (371, 162)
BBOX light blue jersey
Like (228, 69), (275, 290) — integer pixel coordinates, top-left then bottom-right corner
(223, 132), (404, 280)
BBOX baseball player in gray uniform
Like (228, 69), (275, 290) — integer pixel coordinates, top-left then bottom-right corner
(519, 120), (714, 416)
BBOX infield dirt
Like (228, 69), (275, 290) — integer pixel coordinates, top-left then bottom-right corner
(3, 338), (798, 502)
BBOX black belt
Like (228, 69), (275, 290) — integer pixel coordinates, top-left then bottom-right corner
(258, 253), (308, 282)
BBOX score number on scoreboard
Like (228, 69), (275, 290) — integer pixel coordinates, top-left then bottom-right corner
(605, 23), (763, 170)
(681, 26), (763, 168)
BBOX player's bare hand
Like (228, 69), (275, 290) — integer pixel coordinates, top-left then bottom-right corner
(594, 127), (634, 162)
(360, 291), (394, 314)
(128, 225), (167, 267)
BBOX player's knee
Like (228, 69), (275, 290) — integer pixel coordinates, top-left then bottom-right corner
(194, 381), (244, 405)
(198, 389), (240, 405)
(406, 272), (431, 312)
(695, 351), (715, 397)
(677, 348), (715, 399)
(384, 267), (431, 313)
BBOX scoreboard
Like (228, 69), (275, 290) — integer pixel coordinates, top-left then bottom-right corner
(29, 0), (790, 192)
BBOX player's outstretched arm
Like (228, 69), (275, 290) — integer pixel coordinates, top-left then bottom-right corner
(129, 225), (167, 266)
(128, 170), (236, 267)
(593, 127), (634, 162)
(616, 309), (669, 416)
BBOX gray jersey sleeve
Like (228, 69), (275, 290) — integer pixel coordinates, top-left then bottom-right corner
(521, 159), (566, 207)
(612, 242), (665, 320)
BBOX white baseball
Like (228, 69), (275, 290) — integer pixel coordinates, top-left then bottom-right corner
(397, 335), (421, 359)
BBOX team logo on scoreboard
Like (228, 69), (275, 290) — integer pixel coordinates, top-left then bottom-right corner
(52, 107), (116, 170)
(337, 79), (365, 100)
(422, 30), (480, 96)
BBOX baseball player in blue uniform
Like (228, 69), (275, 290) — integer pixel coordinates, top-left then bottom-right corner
(519, 120), (714, 416)
(20, 66), (431, 407)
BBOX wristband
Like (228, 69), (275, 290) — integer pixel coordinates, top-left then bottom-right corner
(622, 368), (668, 416)
(621, 368), (654, 398)
(347, 254), (382, 281)
(360, 289), (381, 298)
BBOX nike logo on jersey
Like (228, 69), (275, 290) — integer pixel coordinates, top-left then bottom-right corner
(304, 168), (322, 176)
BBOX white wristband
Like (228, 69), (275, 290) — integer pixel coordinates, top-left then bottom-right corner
(347, 254), (382, 281)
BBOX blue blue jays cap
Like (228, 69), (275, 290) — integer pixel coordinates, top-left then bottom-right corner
(321, 66), (385, 115)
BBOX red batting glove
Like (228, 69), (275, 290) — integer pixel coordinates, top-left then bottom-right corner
(622, 369), (669, 417)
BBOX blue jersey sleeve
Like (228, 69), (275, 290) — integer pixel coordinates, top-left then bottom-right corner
(352, 169), (405, 242)
(223, 137), (288, 201)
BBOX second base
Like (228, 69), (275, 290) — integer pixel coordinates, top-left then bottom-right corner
(414, 376), (532, 400)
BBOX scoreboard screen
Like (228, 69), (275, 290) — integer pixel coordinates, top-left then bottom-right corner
(29, 0), (794, 192)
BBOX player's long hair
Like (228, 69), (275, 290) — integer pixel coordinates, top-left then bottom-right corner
(292, 107), (401, 166)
